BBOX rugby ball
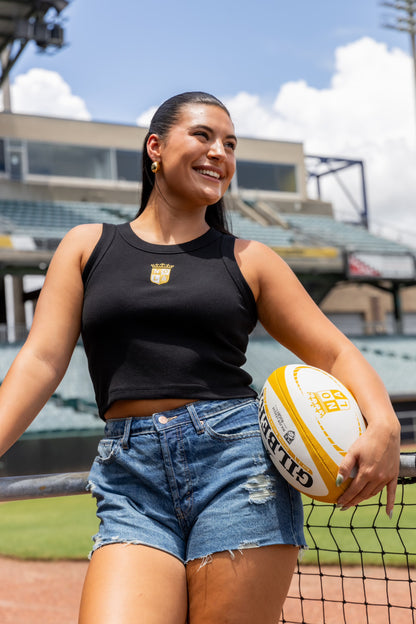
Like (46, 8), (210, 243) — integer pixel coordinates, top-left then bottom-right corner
(259, 364), (366, 503)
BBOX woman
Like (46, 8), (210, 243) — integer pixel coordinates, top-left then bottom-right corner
(0, 92), (400, 624)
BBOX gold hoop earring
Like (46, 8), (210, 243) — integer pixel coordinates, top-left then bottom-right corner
(151, 161), (160, 174)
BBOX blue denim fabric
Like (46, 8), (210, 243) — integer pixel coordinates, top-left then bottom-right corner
(87, 398), (306, 563)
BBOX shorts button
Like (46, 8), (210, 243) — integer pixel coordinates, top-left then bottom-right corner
(159, 416), (168, 424)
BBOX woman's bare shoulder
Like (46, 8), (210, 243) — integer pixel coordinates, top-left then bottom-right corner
(61, 223), (104, 245)
(56, 223), (104, 270)
(234, 237), (280, 257)
(233, 238), (289, 301)
(233, 237), (288, 273)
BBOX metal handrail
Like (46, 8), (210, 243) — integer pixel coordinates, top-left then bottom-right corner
(0, 471), (89, 501)
(0, 453), (415, 502)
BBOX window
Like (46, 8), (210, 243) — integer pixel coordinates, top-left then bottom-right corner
(326, 313), (365, 336)
(0, 139), (5, 172)
(237, 160), (297, 193)
(386, 312), (416, 335)
(27, 142), (112, 179)
(116, 149), (141, 182)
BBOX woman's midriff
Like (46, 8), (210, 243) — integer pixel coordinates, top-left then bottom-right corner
(104, 398), (197, 420)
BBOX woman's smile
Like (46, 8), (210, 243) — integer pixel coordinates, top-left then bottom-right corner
(192, 166), (223, 181)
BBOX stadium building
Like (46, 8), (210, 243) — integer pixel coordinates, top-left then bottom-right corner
(0, 2), (415, 474)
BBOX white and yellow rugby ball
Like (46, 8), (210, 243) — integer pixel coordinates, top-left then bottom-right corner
(259, 364), (366, 503)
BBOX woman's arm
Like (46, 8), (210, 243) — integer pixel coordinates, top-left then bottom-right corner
(236, 239), (401, 516)
(0, 224), (102, 457)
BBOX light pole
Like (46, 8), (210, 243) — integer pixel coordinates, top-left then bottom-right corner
(381, 1), (416, 139)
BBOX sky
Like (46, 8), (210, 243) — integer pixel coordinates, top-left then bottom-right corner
(1, 0), (416, 245)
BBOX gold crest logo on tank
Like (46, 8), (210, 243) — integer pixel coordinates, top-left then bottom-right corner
(150, 263), (174, 285)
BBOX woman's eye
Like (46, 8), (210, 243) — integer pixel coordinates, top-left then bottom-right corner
(194, 130), (209, 139)
(225, 141), (236, 151)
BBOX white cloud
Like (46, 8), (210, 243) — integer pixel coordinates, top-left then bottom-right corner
(136, 106), (157, 128)
(0, 68), (91, 120)
(224, 38), (416, 246)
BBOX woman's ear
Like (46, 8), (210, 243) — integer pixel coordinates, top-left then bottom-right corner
(146, 134), (162, 163)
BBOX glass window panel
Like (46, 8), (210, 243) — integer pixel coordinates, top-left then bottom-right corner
(116, 149), (141, 182)
(326, 312), (365, 336)
(27, 142), (112, 179)
(0, 139), (5, 172)
(237, 160), (297, 193)
(404, 313), (416, 334)
(9, 151), (23, 180)
(386, 312), (416, 335)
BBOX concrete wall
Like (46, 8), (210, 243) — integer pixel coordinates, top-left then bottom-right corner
(321, 283), (416, 334)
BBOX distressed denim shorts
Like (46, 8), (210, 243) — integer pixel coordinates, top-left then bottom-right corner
(87, 398), (306, 564)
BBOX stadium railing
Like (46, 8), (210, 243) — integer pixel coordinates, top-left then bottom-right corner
(0, 453), (415, 624)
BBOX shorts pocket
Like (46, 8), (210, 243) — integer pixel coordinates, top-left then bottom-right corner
(95, 438), (119, 464)
(203, 401), (261, 441)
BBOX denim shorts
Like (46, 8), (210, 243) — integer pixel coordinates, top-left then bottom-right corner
(87, 398), (306, 564)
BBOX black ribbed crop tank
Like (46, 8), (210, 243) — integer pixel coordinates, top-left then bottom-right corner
(81, 223), (258, 419)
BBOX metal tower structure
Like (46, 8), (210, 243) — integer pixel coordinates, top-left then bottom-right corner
(381, 1), (416, 133)
(0, 0), (69, 111)
(306, 155), (369, 229)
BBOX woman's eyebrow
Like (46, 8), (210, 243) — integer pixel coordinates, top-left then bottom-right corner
(190, 124), (238, 143)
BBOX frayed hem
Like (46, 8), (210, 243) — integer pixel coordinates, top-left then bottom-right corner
(186, 541), (306, 569)
(88, 539), (185, 564)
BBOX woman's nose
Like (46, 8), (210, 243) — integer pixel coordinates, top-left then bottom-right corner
(208, 139), (226, 160)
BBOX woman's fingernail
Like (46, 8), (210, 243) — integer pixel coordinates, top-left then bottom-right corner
(388, 510), (393, 520)
(336, 474), (344, 487)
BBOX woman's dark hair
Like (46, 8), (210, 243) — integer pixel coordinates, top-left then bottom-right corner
(137, 91), (232, 234)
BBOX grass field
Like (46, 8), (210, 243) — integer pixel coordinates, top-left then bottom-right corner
(0, 494), (98, 559)
(0, 484), (415, 563)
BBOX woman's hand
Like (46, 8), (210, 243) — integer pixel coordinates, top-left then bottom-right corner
(335, 418), (401, 518)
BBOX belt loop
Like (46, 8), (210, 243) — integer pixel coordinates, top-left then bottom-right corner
(121, 417), (133, 449)
(187, 403), (204, 435)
